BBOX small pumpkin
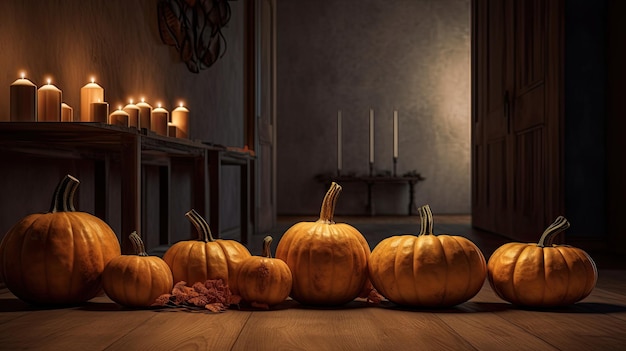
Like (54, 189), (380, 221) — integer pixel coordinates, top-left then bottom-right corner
(369, 205), (487, 307)
(487, 216), (597, 307)
(275, 182), (372, 306)
(0, 175), (121, 305)
(162, 209), (251, 294)
(236, 236), (292, 308)
(102, 232), (173, 307)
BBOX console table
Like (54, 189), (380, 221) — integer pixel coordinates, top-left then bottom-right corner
(0, 122), (254, 253)
(317, 174), (425, 216)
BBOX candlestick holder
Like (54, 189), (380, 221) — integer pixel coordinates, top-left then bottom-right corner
(393, 157), (398, 177)
(369, 162), (374, 177)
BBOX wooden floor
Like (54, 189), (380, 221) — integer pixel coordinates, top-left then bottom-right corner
(1, 216), (626, 350)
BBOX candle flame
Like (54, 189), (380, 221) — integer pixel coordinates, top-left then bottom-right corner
(179, 102), (184, 108)
(157, 102), (162, 108)
(118, 105), (122, 110)
(47, 78), (51, 85)
(141, 97), (145, 103)
(20, 72), (25, 79)
(129, 98), (134, 104)
(90, 77), (95, 84)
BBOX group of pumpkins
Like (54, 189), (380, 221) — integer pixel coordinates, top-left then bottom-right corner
(0, 175), (598, 310)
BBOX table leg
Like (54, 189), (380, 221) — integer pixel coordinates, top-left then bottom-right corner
(366, 182), (375, 216)
(120, 134), (141, 254)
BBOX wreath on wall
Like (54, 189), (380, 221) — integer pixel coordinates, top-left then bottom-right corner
(157, 0), (232, 73)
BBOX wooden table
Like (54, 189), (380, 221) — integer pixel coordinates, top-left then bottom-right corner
(318, 174), (425, 216)
(1, 274), (625, 350)
(0, 122), (253, 252)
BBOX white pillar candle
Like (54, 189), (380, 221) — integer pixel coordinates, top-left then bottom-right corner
(151, 103), (169, 136)
(168, 122), (178, 137)
(10, 73), (37, 121)
(123, 99), (140, 128)
(369, 108), (375, 164)
(61, 103), (73, 122)
(171, 102), (189, 138)
(109, 106), (130, 127)
(136, 98), (152, 130)
(37, 79), (62, 122)
(90, 100), (109, 123)
(80, 78), (104, 122)
(393, 109), (398, 159)
(337, 109), (342, 172)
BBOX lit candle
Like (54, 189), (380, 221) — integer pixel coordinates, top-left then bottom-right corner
(168, 122), (178, 138)
(171, 102), (189, 138)
(136, 98), (152, 130)
(151, 103), (169, 136)
(337, 109), (342, 172)
(393, 109), (398, 159)
(123, 99), (140, 128)
(61, 103), (73, 122)
(10, 72), (37, 121)
(109, 106), (130, 127)
(369, 108), (375, 164)
(80, 77), (104, 122)
(37, 78), (62, 122)
(90, 99), (109, 123)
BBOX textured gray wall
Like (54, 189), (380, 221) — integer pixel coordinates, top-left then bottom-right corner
(0, 0), (245, 244)
(276, 0), (471, 215)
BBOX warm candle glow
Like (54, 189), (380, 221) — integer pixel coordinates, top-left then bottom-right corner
(179, 102), (184, 108)
(157, 102), (162, 108)
(118, 105), (122, 110)
(141, 97), (145, 103)
(46, 78), (51, 85)
(20, 72), (25, 79)
(129, 98), (134, 104)
(90, 77), (95, 84)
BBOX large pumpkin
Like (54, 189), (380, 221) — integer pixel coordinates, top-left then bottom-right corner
(162, 209), (250, 294)
(487, 216), (597, 307)
(236, 236), (292, 308)
(103, 232), (173, 307)
(369, 205), (487, 307)
(0, 175), (121, 305)
(275, 182), (371, 306)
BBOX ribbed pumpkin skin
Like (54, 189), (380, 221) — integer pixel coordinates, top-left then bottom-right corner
(369, 234), (486, 307)
(0, 212), (121, 305)
(163, 239), (250, 293)
(236, 254), (292, 306)
(487, 243), (597, 307)
(275, 220), (371, 306)
(103, 254), (173, 308)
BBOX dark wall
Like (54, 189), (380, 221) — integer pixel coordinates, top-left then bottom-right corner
(564, 0), (607, 239)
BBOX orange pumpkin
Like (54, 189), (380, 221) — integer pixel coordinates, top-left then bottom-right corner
(275, 182), (371, 306)
(162, 209), (250, 294)
(0, 175), (121, 305)
(103, 232), (173, 307)
(369, 205), (487, 307)
(487, 216), (597, 307)
(236, 236), (292, 308)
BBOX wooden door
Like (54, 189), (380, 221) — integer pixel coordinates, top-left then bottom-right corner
(472, 0), (563, 241)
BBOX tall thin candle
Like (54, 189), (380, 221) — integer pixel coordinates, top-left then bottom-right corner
(393, 109), (398, 158)
(369, 108), (375, 164)
(337, 110), (342, 172)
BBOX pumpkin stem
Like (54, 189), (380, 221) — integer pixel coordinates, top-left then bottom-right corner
(418, 204), (434, 236)
(49, 174), (79, 213)
(319, 182), (342, 223)
(129, 231), (149, 256)
(185, 209), (215, 242)
(537, 216), (570, 247)
(262, 236), (273, 258)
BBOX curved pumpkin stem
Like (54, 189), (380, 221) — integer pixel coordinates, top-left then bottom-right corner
(537, 216), (570, 247)
(319, 182), (342, 223)
(49, 174), (79, 213)
(185, 209), (215, 242)
(262, 236), (273, 258)
(129, 231), (149, 256)
(418, 204), (434, 236)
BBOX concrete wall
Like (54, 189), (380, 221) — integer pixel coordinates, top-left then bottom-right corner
(0, 0), (245, 246)
(276, 0), (471, 215)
